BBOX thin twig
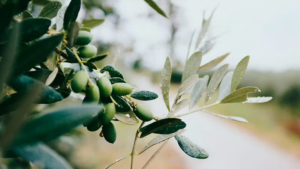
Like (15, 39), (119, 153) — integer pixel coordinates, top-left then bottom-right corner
(105, 154), (130, 169)
(142, 141), (168, 169)
(130, 122), (145, 169)
(174, 102), (220, 118)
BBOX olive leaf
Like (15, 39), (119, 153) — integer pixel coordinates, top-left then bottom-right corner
(189, 75), (209, 108)
(9, 75), (63, 104)
(194, 11), (215, 49)
(20, 18), (51, 42)
(14, 33), (64, 76)
(63, 0), (81, 30)
(13, 104), (102, 146)
(206, 64), (228, 100)
(131, 91), (158, 101)
(82, 18), (105, 28)
(87, 53), (108, 63)
(114, 112), (139, 125)
(218, 71), (233, 100)
(140, 118), (186, 138)
(112, 95), (132, 112)
(205, 110), (248, 123)
(39, 1), (62, 19)
(161, 56), (172, 112)
(175, 135), (209, 159)
(144, 0), (167, 18)
(101, 65), (124, 79)
(243, 97), (272, 104)
(139, 130), (183, 154)
(13, 143), (72, 169)
(110, 77), (126, 84)
(231, 56), (250, 91)
(66, 21), (79, 47)
(198, 53), (230, 71)
(182, 51), (202, 81)
(221, 87), (260, 103)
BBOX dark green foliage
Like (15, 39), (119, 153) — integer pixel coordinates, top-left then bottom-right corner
(280, 85), (300, 108)
(102, 122), (116, 143)
(112, 95), (131, 112)
(175, 135), (208, 159)
(9, 75), (63, 104)
(20, 18), (51, 42)
(39, 1), (62, 19)
(131, 91), (158, 101)
(13, 104), (102, 146)
(140, 118), (186, 138)
(87, 54), (108, 63)
(14, 34), (64, 76)
(110, 77), (126, 84)
(64, 0), (81, 30)
(13, 143), (72, 169)
(144, 0), (167, 18)
(101, 65), (124, 79)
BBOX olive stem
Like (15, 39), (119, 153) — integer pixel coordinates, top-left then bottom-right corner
(71, 48), (93, 84)
(142, 140), (168, 169)
(174, 102), (220, 118)
(130, 121), (145, 169)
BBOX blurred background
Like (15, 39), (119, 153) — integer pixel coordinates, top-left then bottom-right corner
(42, 0), (300, 168)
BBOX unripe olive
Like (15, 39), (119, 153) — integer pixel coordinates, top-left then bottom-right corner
(112, 83), (133, 96)
(102, 122), (116, 143)
(100, 103), (116, 124)
(134, 104), (154, 122)
(97, 76), (112, 98)
(71, 71), (88, 93)
(75, 30), (92, 46)
(86, 116), (102, 131)
(78, 44), (97, 58)
(84, 82), (100, 103)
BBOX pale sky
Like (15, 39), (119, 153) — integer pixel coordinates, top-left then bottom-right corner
(93, 0), (300, 71)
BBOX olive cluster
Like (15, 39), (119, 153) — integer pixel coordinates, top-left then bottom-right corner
(70, 32), (155, 143)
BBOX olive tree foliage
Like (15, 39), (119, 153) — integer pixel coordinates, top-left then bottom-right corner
(0, 0), (271, 168)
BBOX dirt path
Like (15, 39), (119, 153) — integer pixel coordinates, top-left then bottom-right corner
(129, 72), (300, 169)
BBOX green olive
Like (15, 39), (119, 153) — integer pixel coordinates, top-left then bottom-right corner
(75, 30), (92, 46)
(86, 116), (102, 131)
(78, 44), (97, 58)
(100, 103), (116, 124)
(112, 83), (133, 96)
(102, 122), (116, 143)
(71, 70), (88, 93)
(84, 82), (100, 103)
(97, 76), (112, 98)
(134, 104), (154, 122)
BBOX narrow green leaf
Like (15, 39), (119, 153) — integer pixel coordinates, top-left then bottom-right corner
(101, 65), (124, 79)
(131, 91), (158, 101)
(9, 75), (63, 104)
(182, 51), (202, 81)
(218, 71), (233, 100)
(13, 104), (102, 146)
(198, 53), (229, 71)
(22, 10), (33, 19)
(160, 57), (172, 112)
(110, 77), (126, 84)
(13, 143), (72, 169)
(190, 76), (209, 108)
(114, 112), (139, 125)
(195, 11), (215, 49)
(20, 18), (51, 42)
(139, 130), (183, 154)
(231, 56), (250, 91)
(66, 21), (79, 47)
(206, 64), (228, 99)
(63, 0), (81, 30)
(14, 34), (64, 76)
(140, 118), (186, 138)
(112, 95), (132, 112)
(243, 97), (272, 104)
(39, 1), (62, 19)
(221, 87), (260, 103)
(87, 53), (108, 63)
(175, 135), (209, 159)
(82, 18), (105, 28)
(144, 0), (167, 18)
